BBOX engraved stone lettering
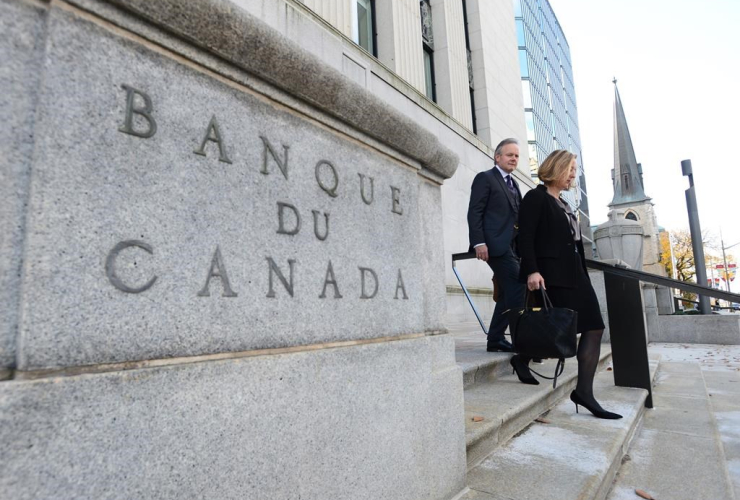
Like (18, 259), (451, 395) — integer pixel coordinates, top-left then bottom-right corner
(277, 202), (301, 235)
(197, 246), (238, 297)
(118, 85), (157, 139)
(193, 115), (232, 164)
(312, 210), (330, 241)
(394, 270), (408, 299)
(358, 173), (374, 205)
(391, 186), (403, 215)
(266, 257), (296, 298)
(260, 136), (289, 180)
(315, 160), (339, 198)
(319, 260), (342, 299)
(359, 267), (379, 299)
(105, 240), (157, 293)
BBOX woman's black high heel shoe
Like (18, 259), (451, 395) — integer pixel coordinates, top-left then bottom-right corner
(570, 391), (622, 419)
(510, 355), (539, 385)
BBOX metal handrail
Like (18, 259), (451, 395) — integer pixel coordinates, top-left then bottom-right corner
(451, 251), (488, 334)
(585, 259), (740, 303)
(454, 252), (740, 303)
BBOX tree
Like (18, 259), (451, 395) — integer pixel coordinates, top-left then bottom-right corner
(661, 229), (696, 282)
(661, 229), (714, 308)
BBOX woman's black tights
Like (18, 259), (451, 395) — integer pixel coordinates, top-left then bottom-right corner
(574, 329), (605, 409)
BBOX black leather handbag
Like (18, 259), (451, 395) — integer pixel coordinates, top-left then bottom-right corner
(507, 289), (578, 387)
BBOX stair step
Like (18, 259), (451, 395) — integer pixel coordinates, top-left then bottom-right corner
(464, 350), (612, 468)
(456, 349), (513, 390)
(462, 356), (660, 500)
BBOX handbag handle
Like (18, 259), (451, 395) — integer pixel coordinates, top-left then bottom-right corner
(525, 287), (554, 311)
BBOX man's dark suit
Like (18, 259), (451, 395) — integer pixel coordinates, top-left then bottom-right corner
(467, 167), (525, 347)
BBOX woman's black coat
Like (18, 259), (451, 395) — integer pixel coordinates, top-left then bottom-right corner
(517, 185), (588, 288)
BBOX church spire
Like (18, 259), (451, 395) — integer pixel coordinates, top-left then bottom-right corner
(610, 79), (650, 206)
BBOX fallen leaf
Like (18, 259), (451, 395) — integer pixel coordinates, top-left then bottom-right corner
(635, 489), (654, 499)
(535, 417), (551, 424)
(472, 416), (484, 422)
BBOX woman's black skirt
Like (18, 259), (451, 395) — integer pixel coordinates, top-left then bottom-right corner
(534, 252), (605, 333)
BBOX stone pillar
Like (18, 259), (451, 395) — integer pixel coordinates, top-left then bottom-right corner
(375, 0), (427, 94)
(642, 283), (661, 341)
(656, 285), (676, 315)
(429, 0), (473, 128)
(0, 1), (466, 498)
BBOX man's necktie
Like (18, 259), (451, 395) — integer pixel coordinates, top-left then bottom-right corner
(505, 175), (518, 198)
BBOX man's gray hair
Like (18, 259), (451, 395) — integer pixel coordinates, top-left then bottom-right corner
(494, 138), (519, 157)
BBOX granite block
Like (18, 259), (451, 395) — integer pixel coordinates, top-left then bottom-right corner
(656, 315), (740, 345)
(0, 0), (48, 369)
(1, 335), (466, 500)
(16, 6), (447, 370)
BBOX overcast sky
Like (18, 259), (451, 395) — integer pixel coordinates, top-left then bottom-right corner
(549, 0), (740, 291)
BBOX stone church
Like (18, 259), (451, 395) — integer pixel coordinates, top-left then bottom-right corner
(608, 80), (665, 276)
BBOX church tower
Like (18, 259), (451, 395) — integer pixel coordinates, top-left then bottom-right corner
(609, 80), (664, 275)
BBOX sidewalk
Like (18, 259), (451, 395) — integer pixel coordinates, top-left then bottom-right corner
(608, 343), (740, 500)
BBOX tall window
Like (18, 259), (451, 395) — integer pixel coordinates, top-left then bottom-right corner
(356, 0), (376, 56)
(462, 0), (476, 133)
(420, 0), (436, 102)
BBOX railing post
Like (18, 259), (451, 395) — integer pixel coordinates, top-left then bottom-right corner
(603, 272), (654, 408)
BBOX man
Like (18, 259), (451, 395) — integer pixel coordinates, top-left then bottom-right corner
(467, 138), (525, 354)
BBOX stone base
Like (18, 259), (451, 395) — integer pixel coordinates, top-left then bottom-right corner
(655, 315), (740, 345)
(0, 335), (466, 500)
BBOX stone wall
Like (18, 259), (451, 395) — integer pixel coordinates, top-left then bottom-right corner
(0, 0), (467, 497)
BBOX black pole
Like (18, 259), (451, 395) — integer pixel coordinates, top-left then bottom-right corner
(681, 159), (711, 314)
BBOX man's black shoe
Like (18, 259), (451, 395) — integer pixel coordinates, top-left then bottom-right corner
(486, 339), (514, 352)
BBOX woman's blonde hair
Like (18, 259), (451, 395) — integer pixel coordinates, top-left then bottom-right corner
(537, 150), (577, 188)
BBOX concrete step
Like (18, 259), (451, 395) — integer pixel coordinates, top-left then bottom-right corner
(462, 357), (659, 500)
(456, 349), (514, 390)
(605, 356), (738, 500)
(464, 349), (612, 469)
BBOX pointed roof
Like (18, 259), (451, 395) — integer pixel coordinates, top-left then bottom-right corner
(610, 79), (650, 206)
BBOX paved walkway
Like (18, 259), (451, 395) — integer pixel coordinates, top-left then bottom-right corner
(608, 343), (740, 500)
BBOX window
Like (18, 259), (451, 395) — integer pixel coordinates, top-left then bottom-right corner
(521, 81), (532, 109)
(462, 0), (476, 133)
(420, 0), (436, 102)
(356, 0), (377, 56)
(525, 111), (535, 141)
(423, 47), (436, 102)
(516, 20), (526, 47)
(518, 50), (529, 77)
(625, 212), (638, 221)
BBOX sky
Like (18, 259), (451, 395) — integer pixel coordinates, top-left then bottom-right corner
(549, 0), (740, 291)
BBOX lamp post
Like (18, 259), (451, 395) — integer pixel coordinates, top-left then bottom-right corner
(681, 159), (710, 314)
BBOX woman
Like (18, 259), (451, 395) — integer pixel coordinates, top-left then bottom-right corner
(516, 150), (622, 419)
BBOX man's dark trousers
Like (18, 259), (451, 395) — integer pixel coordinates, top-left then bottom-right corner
(487, 248), (525, 345)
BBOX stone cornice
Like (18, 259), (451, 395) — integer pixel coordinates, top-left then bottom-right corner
(83, 0), (459, 179)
